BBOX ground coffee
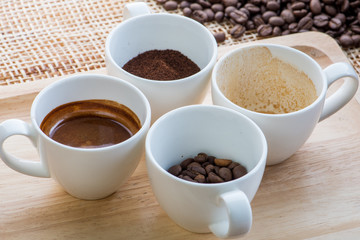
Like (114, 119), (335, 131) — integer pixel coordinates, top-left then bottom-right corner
(122, 49), (200, 80)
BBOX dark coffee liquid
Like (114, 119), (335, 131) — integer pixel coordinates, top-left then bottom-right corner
(40, 100), (141, 148)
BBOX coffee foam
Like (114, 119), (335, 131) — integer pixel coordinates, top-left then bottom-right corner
(217, 46), (317, 114)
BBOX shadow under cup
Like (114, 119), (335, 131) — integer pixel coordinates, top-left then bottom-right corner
(145, 105), (267, 237)
(105, 13), (217, 122)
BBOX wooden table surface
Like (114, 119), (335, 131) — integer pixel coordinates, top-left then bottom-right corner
(1, 32), (360, 239)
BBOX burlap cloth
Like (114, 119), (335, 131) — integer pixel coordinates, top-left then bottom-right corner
(0, 0), (359, 86)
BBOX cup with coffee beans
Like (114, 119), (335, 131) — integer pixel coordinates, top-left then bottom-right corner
(105, 2), (218, 123)
(0, 74), (151, 200)
(145, 105), (267, 238)
(212, 43), (359, 165)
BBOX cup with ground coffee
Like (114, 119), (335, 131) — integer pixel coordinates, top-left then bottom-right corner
(105, 2), (217, 122)
(0, 74), (151, 200)
(212, 44), (359, 165)
(146, 105), (267, 238)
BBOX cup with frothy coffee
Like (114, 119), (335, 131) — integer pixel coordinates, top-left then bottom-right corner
(0, 74), (151, 200)
(212, 44), (359, 165)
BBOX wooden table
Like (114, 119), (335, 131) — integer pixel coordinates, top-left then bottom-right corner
(1, 32), (360, 239)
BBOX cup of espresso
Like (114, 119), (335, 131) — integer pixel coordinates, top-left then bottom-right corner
(212, 44), (359, 165)
(105, 2), (217, 122)
(145, 105), (267, 238)
(0, 74), (151, 200)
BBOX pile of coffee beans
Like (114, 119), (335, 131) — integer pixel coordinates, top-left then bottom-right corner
(167, 152), (248, 183)
(157, 0), (360, 48)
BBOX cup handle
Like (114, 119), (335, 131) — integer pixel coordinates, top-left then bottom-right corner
(123, 2), (151, 20)
(209, 191), (252, 238)
(320, 62), (359, 121)
(0, 119), (50, 177)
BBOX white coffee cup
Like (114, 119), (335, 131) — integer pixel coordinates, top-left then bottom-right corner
(0, 74), (151, 200)
(145, 105), (267, 238)
(105, 2), (218, 123)
(212, 44), (359, 165)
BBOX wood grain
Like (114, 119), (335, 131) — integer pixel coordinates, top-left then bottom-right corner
(1, 32), (360, 240)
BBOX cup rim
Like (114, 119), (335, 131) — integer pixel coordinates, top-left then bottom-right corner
(145, 104), (268, 187)
(212, 43), (328, 117)
(31, 74), (151, 152)
(105, 13), (218, 84)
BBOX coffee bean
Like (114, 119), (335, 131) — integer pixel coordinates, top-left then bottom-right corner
(291, 2), (306, 10)
(324, 5), (337, 17)
(192, 10), (208, 23)
(194, 152), (207, 163)
(273, 26), (282, 36)
(208, 172), (224, 183)
(213, 31), (226, 43)
(233, 165), (248, 179)
(262, 11), (277, 23)
(281, 9), (296, 24)
(167, 153), (248, 184)
(164, 0), (178, 10)
(329, 17), (342, 30)
(298, 16), (313, 30)
(257, 24), (273, 36)
(214, 158), (232, 167)
(219, 167), (232, 181)
(197, 0), (212, 8)
(183, 7), (192, 17)
(215, 11), (224, 22)
(351, 25), (360, 34)
(204, 8), (215, 21)
(168, 164), (182, 176)
(194, 174), (206, 183)
(180, 1), (190, 9)
(222, 0), (237, 7)
(190, 3), (202, 11)
(244, 3), (261, 14)
(230, 24), (246, 38)
(212, 3), (224, 12)
(314, 14), (329, 28)
(180, 158), (194, 169)
(230, 10), (248, 24)
(339, 34), (354, 47)
(310, 0), (322, 15)
(266, 1), (281, 11)
(269, 16), (285, 26)
(352, 34), (360, 46)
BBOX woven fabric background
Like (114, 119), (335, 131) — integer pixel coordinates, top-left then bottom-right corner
(0, 0), (359, 86)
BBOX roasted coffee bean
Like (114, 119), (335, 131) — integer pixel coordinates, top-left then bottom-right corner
(313, 14), (329, 28)
(266, 1), (281, 11)
(180, 1), (190, 9)
(273, 26), (282, 36)
(244, 3), (261, 14)
(222, 0), (237, 7)
(329, 18), (342, 30)
(164, 0), (178, 10)
(310, 0), (322, 15)
(281, 9), (296, 24)
(213, 31), (226, 43)
(293, 9), (308, 19)
(352, 34), (360, 46)
(257, 24), (273, 36)
(288, 22), (299, 33)
(324, 5), (337, 17)
(291, 2), (306, 10)
(269, 16), (285, 26)
(351, 25), (360, 34)
(182, 7), (192, 17)
(167, 153), (248, 183)
(194, 152), (207, 163)
(233, 165), (248, 179)
(262, 11), (277, 23)
(214, 11), (224, 22)
(197, 0), (212, 8)
(298, 16), (313, 30)
(180, 158), (193, 169)
(208, 172), (224, 183)
(192, 10), (208, 23)
(230, 24), (246, 38)
(230, 10), (248, 24)
(219, 167), (232, 181)
(212, 3), (224, 12)
(339, 34), (354, 47)
(204, 8), (215, 21)
(168, 164), (182, 176)
(214, 158), (232, 167)
(190, 3), (202, 11)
